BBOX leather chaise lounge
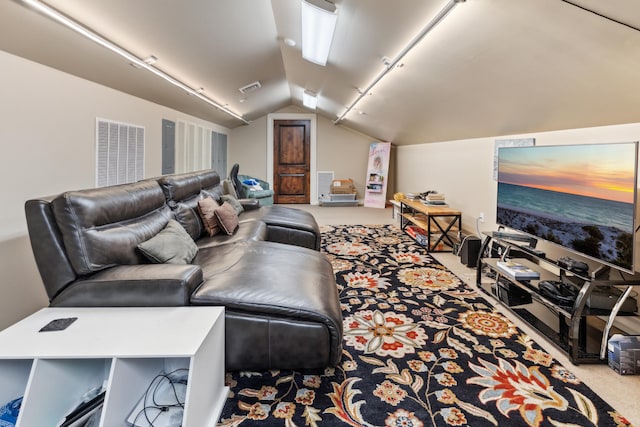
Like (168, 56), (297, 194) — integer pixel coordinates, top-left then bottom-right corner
(24, 169), (342, 372)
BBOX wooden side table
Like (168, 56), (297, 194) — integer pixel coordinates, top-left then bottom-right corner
(400, 198), (461, 252)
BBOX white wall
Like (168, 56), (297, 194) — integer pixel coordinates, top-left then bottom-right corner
(229, 105), (376, 201)
(0, 51), (229, 329)
(228, 115), (268, 179)
(396, 123), (640, 270)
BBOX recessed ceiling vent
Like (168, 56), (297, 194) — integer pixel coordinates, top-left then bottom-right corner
(238, 81), (261, 94)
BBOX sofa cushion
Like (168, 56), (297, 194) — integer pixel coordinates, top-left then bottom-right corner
(201, 188), (223, 204)
(214, 202), (239, 235)
(191, 240), (343, 370)
(25, 197), (79, 301)
(197, 196), (221, 237)
(50, 264), (202, 307)
(157, 169), (223, 204)
(158, 170), (225, 240)
(196, 170), (220, 190)
(157, 172), (202, 204)
(222, 179), (238, 198)
(50, 180), (172, 275)
(195, 220), (268, 249)
(173, 200), (204, 240)
(137, 219), (198, 264)
(240, 205), (321, 250)
(221, 194), (244, 215)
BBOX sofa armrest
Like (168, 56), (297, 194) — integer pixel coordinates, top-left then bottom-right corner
(256, 178), (269, 190)
(50, 264), (203, 307)
(238, 198), (260, 210)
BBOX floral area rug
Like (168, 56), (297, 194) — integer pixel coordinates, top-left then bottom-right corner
(217, 224), (632, 427)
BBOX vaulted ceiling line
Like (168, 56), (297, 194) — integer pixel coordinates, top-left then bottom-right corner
(333, 0), (466, 125)
(20, 0), (250, 125)
(560, 0), (640, 33)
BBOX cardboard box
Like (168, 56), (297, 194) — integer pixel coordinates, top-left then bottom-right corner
(330, 179), (356, 194)
(608, 334), (640, 375)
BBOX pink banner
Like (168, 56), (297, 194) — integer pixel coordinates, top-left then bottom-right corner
(364, 142), (391, 208)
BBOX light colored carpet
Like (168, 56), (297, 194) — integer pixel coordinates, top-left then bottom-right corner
(280, 204), (397, 225)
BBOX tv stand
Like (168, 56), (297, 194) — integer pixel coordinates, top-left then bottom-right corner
(476, 232), (640, 364)
(491, 230), (537, 247)
(591, 265), (611, 280)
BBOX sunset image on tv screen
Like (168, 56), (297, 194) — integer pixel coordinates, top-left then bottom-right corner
(497, 142), (637, 272)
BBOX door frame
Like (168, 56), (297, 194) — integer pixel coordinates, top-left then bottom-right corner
(267, 113), (318, 204)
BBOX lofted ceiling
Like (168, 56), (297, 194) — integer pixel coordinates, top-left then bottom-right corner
(2, 0), (640, 145)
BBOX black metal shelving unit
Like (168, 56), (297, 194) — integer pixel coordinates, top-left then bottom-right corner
(476, 232), (640, 364)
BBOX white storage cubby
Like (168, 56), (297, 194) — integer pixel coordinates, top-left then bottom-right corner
(0, 359), (32, 409)
(21, 358), (110, 426)
(0, 307), (227, 427)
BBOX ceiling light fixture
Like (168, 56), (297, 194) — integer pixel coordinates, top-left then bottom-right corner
(301, 0), (338, 66)
(303, 90), (318, 110)
(334, 0), (465, 124)
(20, 0), (249, 124)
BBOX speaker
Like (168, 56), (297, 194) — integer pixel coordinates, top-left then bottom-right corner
(459, 235), (481, 267)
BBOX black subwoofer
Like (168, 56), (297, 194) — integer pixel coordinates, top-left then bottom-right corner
(459, 235), (481, 267)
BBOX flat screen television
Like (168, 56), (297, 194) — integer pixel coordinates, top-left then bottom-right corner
(496, 141), (638, 273)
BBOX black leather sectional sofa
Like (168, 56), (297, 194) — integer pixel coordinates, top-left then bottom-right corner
(24, 169), (343, 372)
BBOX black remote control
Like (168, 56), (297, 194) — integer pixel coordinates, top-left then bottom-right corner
(558, 257), (589, 274)
(39, 317), (77, 332)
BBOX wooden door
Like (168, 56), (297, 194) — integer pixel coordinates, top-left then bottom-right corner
(273, 120), (310, 204)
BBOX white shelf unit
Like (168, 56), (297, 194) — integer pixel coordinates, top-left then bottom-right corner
(0, 307), (227, 427)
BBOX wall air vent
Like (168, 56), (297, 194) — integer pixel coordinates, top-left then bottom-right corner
(238, 81), (261, 94)
(96, 118), (144, 187)
(317, 171), (334, 202)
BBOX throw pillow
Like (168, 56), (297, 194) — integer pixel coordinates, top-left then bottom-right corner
(222, 179), (238, 198)
(173, 201), (203, 240)
(197, 196), (220, 237)
(201, 188), (222, 204)
(214, 202), (239, 235)
(221, 194), (244, 215)
(137, 219), (198, 264)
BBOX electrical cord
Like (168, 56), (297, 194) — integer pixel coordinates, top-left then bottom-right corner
(130, 368), (188, 427)
(474, 216), (482, 239)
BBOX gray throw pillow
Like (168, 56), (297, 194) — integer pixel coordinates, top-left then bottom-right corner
(222, 179), (238, 199)
(137, 219), (198, 264)
(221, 194), (244, 215)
